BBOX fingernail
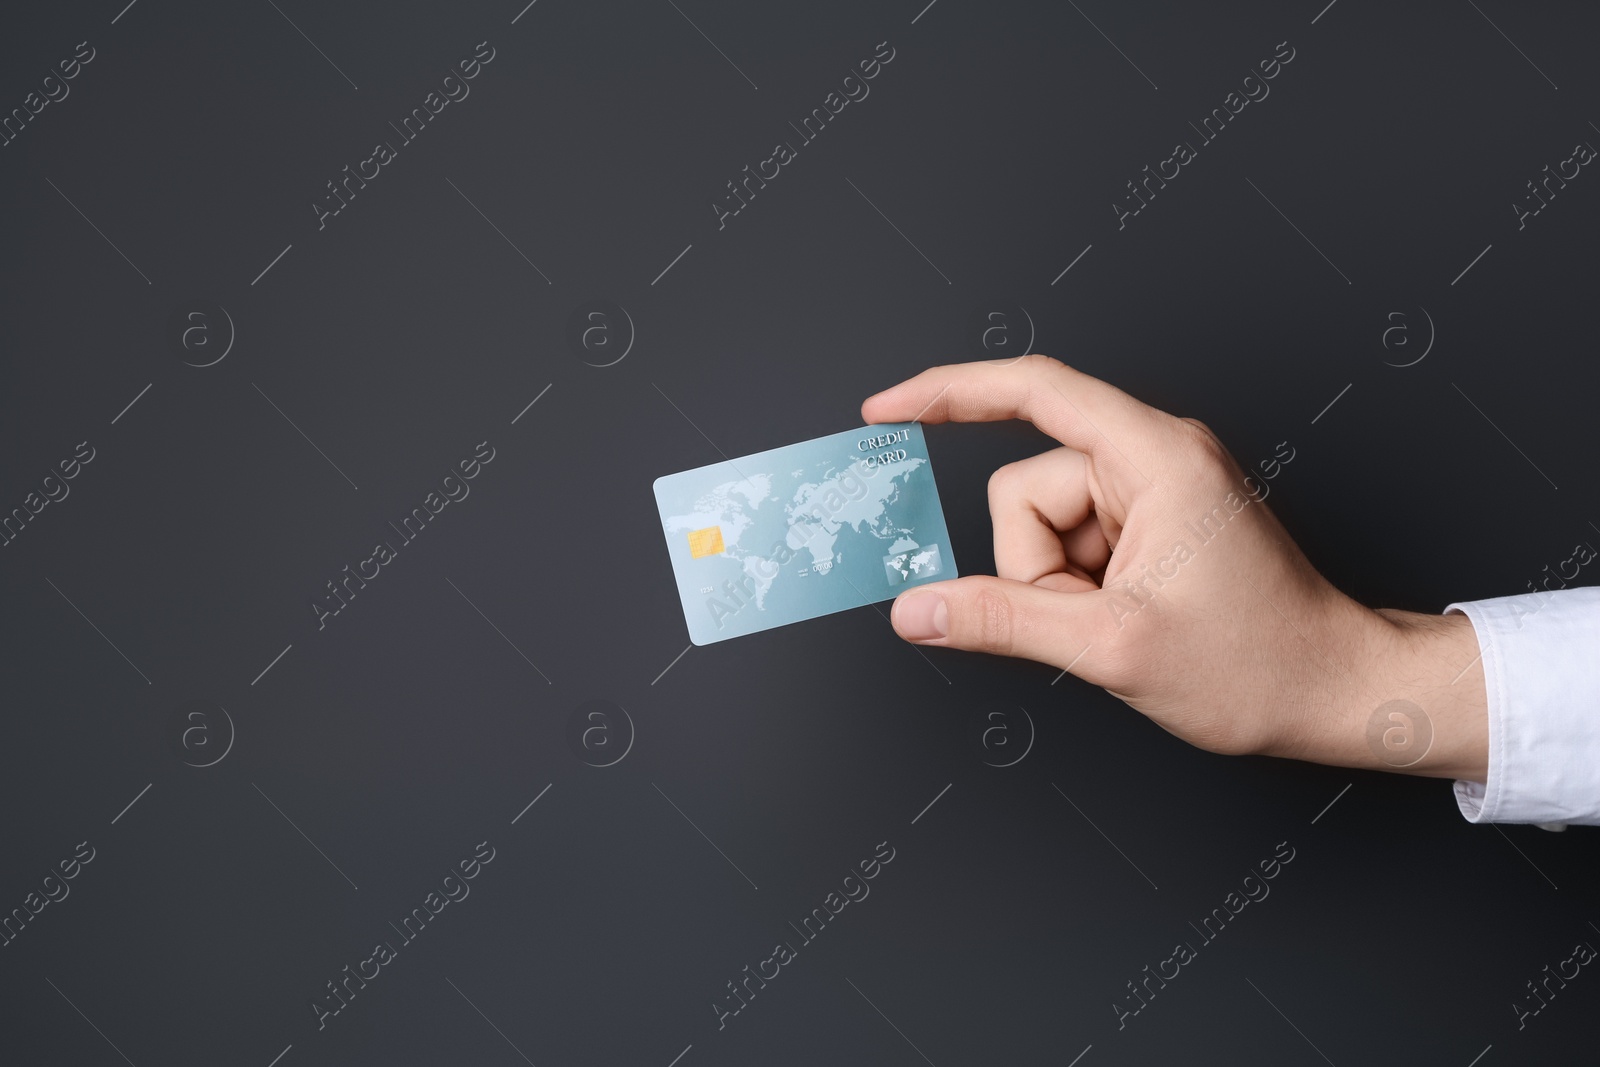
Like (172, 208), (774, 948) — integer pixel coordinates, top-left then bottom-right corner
(894, 592), (948, 641)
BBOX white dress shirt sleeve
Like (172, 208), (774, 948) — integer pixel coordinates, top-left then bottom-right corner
(1447, 586), (1600, 826)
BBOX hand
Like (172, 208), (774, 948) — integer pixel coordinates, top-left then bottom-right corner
(862, 356), (1488, 781)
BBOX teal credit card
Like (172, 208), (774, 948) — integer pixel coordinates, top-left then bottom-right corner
(654, 422), (957, 645)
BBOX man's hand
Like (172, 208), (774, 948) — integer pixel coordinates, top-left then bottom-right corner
(863, 355), (1488, 781)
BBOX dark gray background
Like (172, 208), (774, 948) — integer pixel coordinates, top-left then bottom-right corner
(3, 0), (1598, 1063)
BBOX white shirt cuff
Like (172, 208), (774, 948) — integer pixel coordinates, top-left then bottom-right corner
(1447, 587), (1600, 825)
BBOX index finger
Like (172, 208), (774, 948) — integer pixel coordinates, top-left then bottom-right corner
(861, 354), (1164, 473)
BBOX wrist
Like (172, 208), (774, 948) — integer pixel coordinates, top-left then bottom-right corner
(1268, 603), (1489, 781)
(1365, 609), (1489, 781)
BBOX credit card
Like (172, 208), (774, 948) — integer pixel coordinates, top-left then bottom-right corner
(653, 421), (957, 645)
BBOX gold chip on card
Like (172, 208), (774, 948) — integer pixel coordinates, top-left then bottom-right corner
(687, 526), (725, 558)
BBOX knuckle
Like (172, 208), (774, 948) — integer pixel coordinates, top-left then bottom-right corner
(1023, 352), (1065, 373)
(1092, 604), (1143, 667)
(1089, 630), (1140, 689)
(986, 461), (1021, 502)
(1178, 417), (1231, 470)
(971, 586), (1015, 655)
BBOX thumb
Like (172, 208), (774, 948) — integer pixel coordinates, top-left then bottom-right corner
(889, 575), (1106, 673)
